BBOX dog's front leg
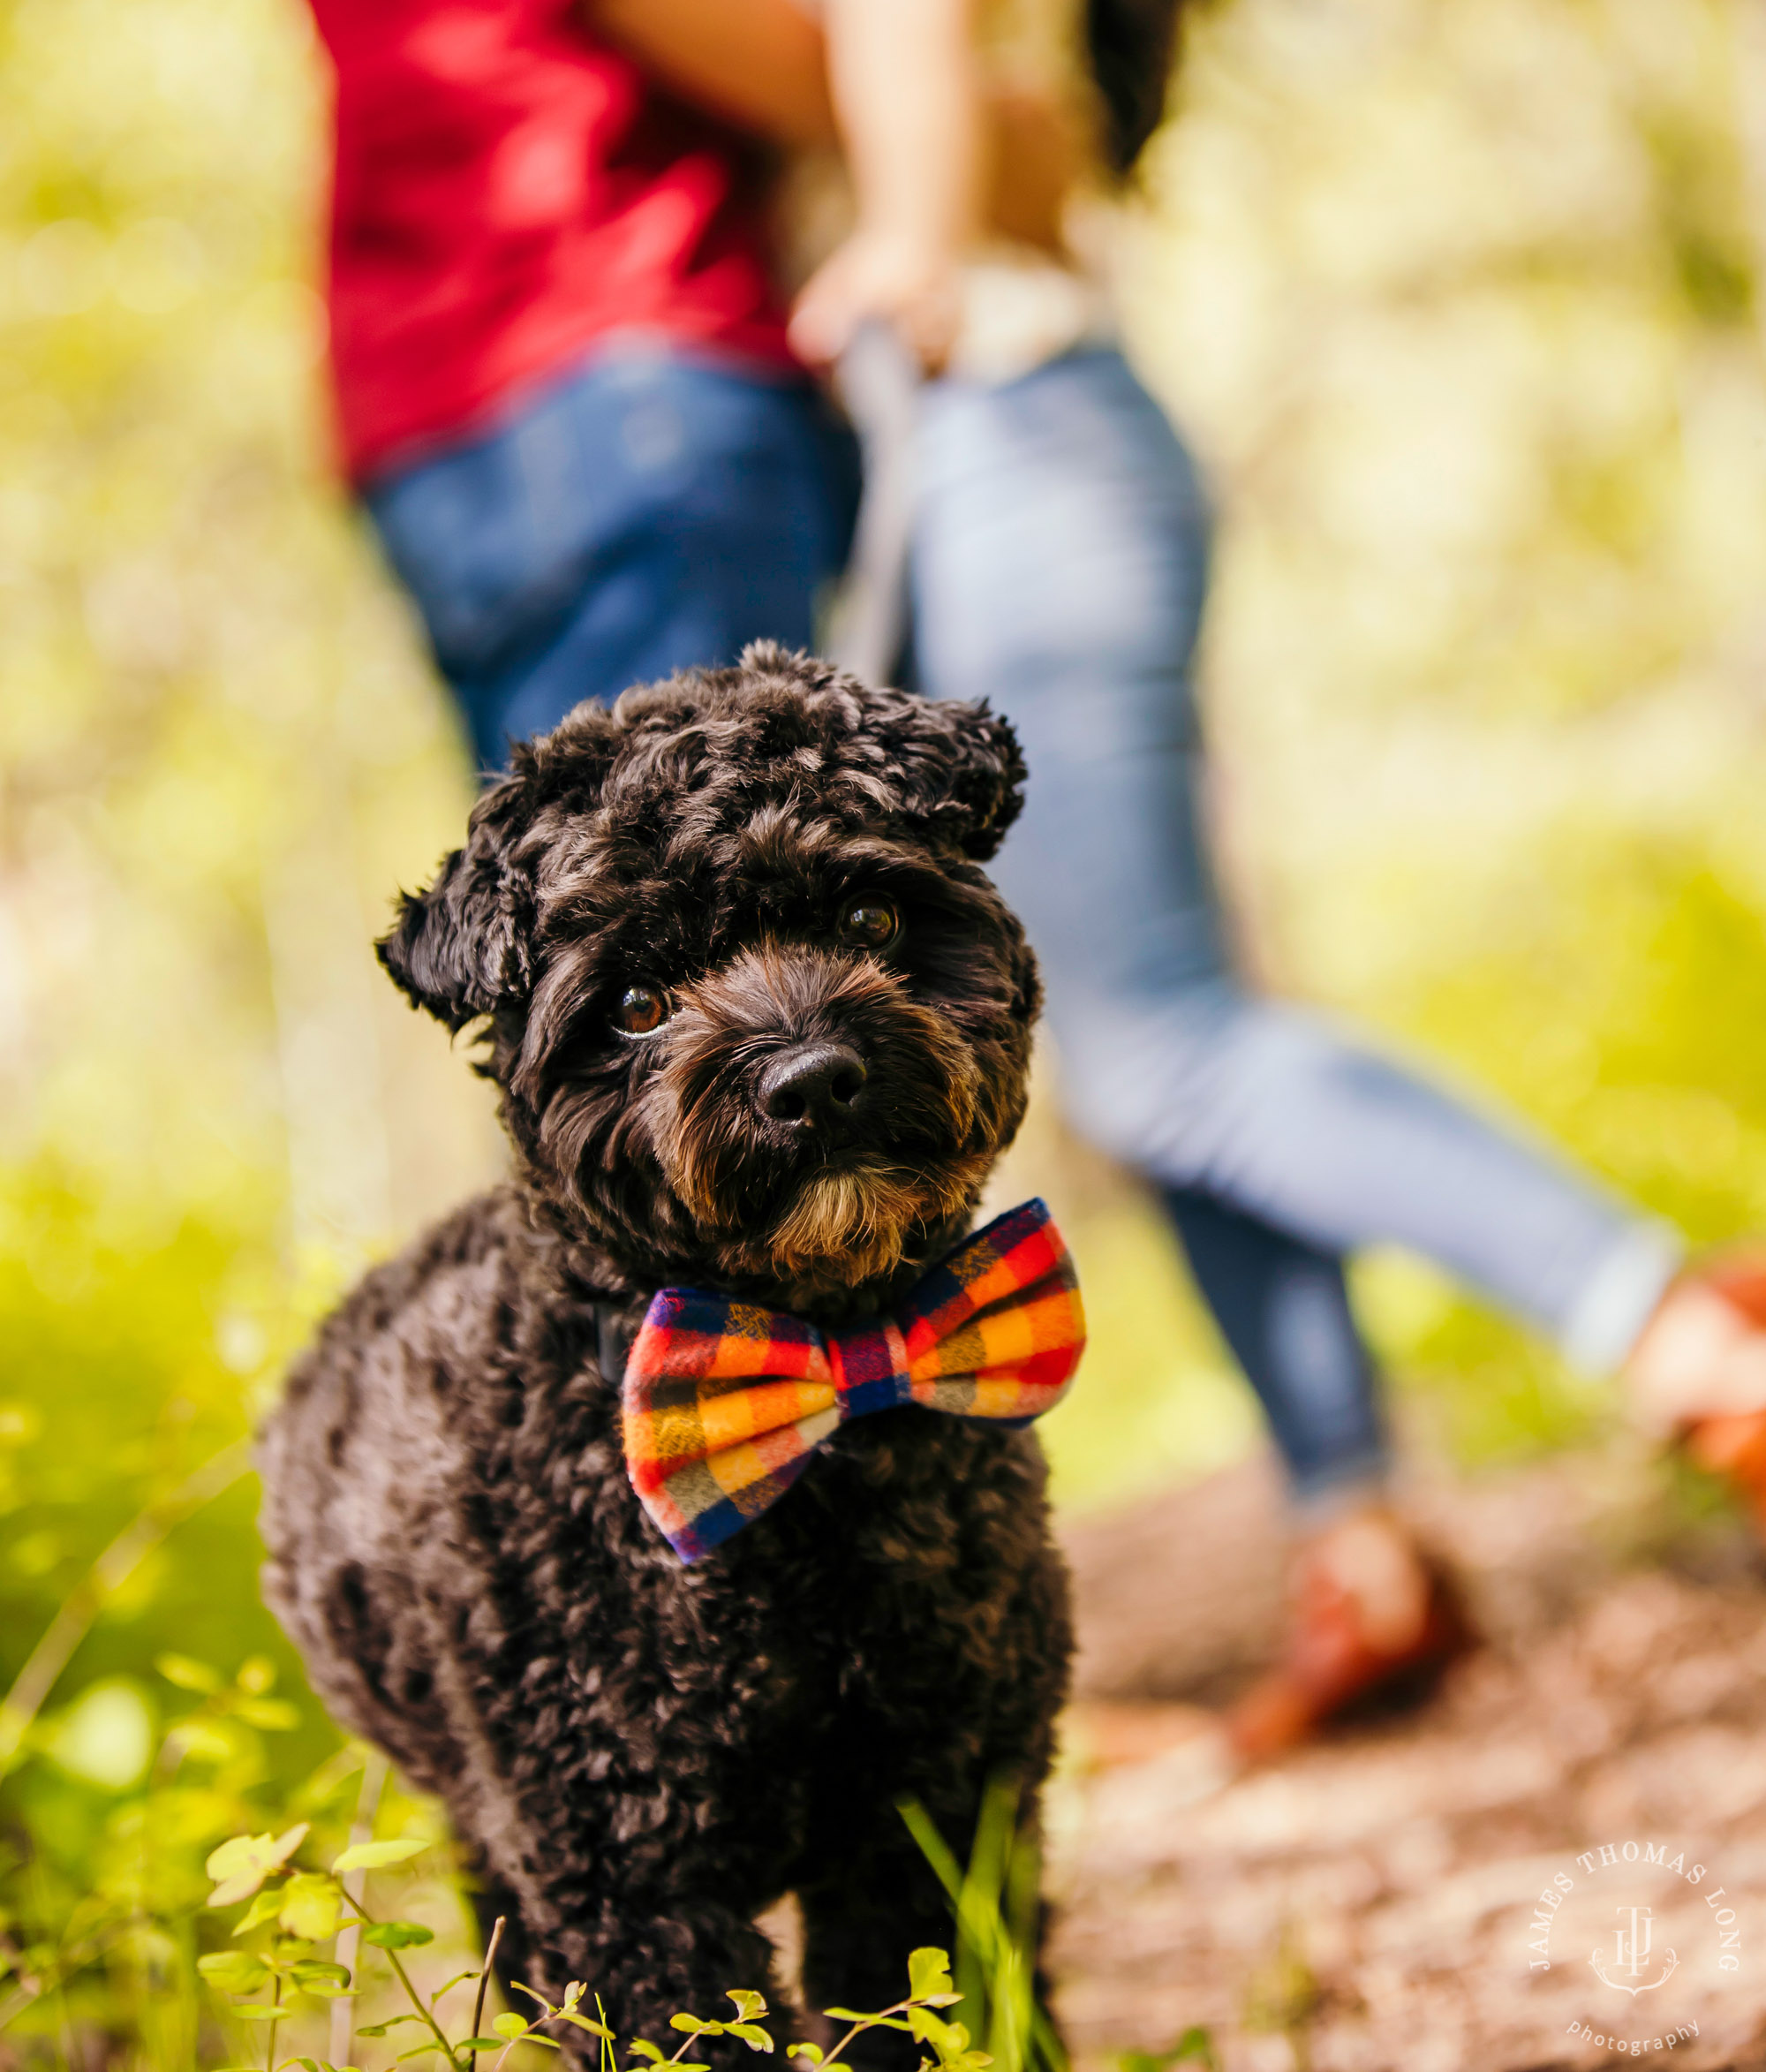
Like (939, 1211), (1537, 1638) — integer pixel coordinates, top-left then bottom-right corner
(794, 1784), (992, 2072)
(467, 1850), (791, 2069)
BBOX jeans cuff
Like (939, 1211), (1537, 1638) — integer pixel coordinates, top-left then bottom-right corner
(1286, 1450), (1392, 1524)
(1558, 1219), (1685, 1375)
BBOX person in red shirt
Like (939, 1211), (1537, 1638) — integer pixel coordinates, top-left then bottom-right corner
(308, 0), (857, 772)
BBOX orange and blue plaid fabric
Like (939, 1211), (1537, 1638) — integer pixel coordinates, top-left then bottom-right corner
(621, 1198), (1085, 1562)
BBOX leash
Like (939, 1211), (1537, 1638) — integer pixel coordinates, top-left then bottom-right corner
(594, 1298), (635, 1391)
(823, 321), (923, 689)
(589, 335), (919, 1391)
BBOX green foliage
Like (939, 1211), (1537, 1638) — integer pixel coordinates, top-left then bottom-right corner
(664, 1993), (773, 2052)
(783, 1944), (1017, 2072)
(894, 1788), (1219, 2072)
(0, 1699), (1122, 2072)
(1241, 1928), (1318, 2043)
(363, 1925), (436, 1953)
(1114, 2037), (1219, 2072)
(336, 1844), (428, 1876)
(898, 1788), (1063, 2072)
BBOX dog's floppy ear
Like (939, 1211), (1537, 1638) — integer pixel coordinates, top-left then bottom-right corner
(377, 776), (535, 1031)
(893, 696), (1028, 862)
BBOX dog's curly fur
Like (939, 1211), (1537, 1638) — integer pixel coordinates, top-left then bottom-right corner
(258, 647), (1074, 2061)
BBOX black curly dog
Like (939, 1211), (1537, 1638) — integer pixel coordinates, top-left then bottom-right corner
(259, 646), (1074, 2061)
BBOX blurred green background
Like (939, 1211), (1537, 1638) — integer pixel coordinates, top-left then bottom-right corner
(4, 0), (1766, 2058)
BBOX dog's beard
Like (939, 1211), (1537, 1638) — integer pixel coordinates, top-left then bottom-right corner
(761, 1149), (992, 1287)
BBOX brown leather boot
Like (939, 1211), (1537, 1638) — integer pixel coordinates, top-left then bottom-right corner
(1227, 1512), (1475, 1761)
(1679, 1259), (1766, 1533)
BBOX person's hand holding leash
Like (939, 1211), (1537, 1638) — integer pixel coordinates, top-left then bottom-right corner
(789, 0), (983, 373)
(789, 225), (965, 371)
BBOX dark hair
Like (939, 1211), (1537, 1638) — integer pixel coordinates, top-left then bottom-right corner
(1084, 0), (1189, 175)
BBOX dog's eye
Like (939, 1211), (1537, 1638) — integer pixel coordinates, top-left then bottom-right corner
(615, 985), (671, 1036)
(837, 897), (900, 951)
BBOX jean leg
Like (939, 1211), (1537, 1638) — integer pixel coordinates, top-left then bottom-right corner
(909, 350), (1391, 1494)
(1164, 1188), (1387, 1502)
(910, 350), (1678, 1382)
(366, 347), (859, 773)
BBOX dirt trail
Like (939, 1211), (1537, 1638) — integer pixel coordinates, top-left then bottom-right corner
(1050, 1451), (1766, 2071)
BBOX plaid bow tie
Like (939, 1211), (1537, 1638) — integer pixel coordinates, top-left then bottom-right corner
(621, 1198), (1085, 1562)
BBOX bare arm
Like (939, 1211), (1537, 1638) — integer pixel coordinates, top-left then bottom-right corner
(789, 0), (986, 369)
(583, 0), (836, 147)
(826, 0), (985, 264)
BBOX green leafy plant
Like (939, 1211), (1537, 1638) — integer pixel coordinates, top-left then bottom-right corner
(0, 1633), (1230, 2072)
(192, 1839), (989, 2072)
(787, 1946), (980, 2072)
(1113, 2033), (1219, 2072)
(898, 1783), (1061, 2072)
(900, 1786), (1217, 2072)
(172, 1781), (1062, 2072)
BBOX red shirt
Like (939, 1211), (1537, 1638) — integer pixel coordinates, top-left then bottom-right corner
(310, 1), (799, 480)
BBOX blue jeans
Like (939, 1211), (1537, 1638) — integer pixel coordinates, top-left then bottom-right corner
(909, 349), (1680, 1504)
(366, 344), (858, 774)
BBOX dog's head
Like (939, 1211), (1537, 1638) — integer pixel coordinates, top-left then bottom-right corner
(380, 646), (1038, 1312)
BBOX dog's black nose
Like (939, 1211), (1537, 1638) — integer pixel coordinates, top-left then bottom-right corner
(757, 1043), (869, 1129)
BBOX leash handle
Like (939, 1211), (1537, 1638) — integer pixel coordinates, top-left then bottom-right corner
(824, 321), (923, 689)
